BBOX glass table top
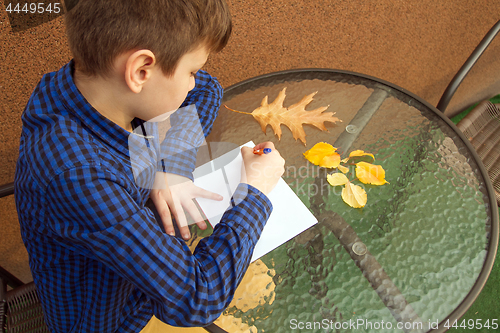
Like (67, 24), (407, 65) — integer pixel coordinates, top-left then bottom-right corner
(188, 69), (499, 333)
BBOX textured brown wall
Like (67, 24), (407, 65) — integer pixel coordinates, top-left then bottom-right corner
(0, 0), (499, 282)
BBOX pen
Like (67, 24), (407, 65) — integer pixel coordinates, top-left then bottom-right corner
(253, 148), (272, 155)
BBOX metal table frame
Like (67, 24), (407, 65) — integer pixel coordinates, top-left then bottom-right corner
(205, 68), (499, 333)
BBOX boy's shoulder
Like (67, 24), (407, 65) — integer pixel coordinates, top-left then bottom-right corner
(18, 62), (129, 190)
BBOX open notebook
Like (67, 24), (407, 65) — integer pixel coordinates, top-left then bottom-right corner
(193, 141), (318, 262)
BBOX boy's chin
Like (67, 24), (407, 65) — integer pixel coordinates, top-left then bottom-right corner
(147, 110), (176, 123)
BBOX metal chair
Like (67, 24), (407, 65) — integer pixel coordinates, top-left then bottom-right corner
(0, 183), (50, 333)
(436, 19), (500, 205)
(456, 101), (500, 205)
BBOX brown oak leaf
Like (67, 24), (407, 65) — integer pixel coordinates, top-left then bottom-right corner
(225, 87), (341, 145)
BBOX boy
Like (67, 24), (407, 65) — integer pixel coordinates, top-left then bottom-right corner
(14, 0), (285, 332)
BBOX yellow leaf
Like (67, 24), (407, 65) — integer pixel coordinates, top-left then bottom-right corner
(214, 260), (274, 332)
(341, 182), (367, 208)
(225, 88), (341, 145)
(303, 142), (341, 168)
(338, 164), (350, 174)
(349, 150), (375, 160)
(355, 162), (388, 185)
(320, 154), (341, 168)
(327, 173), (349, 186)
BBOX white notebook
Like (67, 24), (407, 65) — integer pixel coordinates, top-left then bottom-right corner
(193, 141), (318, 262)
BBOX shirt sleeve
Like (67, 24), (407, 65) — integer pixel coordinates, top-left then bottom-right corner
(158, 70), (223, 180)
(44, 165), (272, 327)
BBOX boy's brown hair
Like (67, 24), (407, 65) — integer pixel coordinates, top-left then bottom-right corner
(64, 0), (232, 77)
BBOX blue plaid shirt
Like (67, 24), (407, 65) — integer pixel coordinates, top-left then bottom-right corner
(14, 61), (272, 332)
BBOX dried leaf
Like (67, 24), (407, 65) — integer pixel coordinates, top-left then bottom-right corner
(327, 173), (349, 186)
(303, 142), (341, 168)
(338, 165), (350, 174)
(349, 150), (375, 161)
(320, 154), (341, 168)
(341, 182), (367, 208)
(355, 162), (388, 185)
(225, 88), (341, 145)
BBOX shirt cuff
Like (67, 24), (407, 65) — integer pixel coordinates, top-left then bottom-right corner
(220, 183), (273, 246)
(158, 140), (198, 180)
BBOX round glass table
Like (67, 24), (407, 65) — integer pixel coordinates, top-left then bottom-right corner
(190, 69), (499, 333)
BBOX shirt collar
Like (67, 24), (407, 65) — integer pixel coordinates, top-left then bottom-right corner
(53, 60), (132, 157)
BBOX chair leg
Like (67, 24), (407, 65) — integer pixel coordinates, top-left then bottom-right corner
(1, 277), (7, 333)
(0, 267), (23, 290)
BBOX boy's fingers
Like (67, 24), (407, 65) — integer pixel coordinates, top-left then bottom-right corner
(177, 225), (191, 241)
(184, 200), (207, 229)
(151, 193), (175, 236)
(242, 142), (277, 158)
(253, 141), (274, 150)
(195, 220), (207, 230)
(195, 187), (223, 201)
(182, 200), (207, 234)
(172, 199), (190, 240)
(159, 206), (175, 236)
(241, 146), (253, 156)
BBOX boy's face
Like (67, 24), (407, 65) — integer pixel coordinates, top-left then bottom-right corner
(140, 45), (209, 122)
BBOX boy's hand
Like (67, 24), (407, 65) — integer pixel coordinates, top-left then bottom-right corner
(150, 172), (223, 240)
(241, 142), (285, 195)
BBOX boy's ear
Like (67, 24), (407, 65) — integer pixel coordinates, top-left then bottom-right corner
(124, 50), (156, 93)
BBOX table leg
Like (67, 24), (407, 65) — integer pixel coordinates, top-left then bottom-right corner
(320, 211), (426, 333)
(333, 89), (388, 154)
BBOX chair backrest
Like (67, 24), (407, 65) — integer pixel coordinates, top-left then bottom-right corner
(3, 283), (49, 333)
(0, 183), (14, 199)
(436, 20), (500, 114)
(0, 183), (50, 333)
(456, 101), (500, 205)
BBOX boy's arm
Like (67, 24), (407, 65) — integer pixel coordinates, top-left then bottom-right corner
(158, 70), (222, 180)
(45, 166), (272, 327)
(146, 70), (223, 238)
